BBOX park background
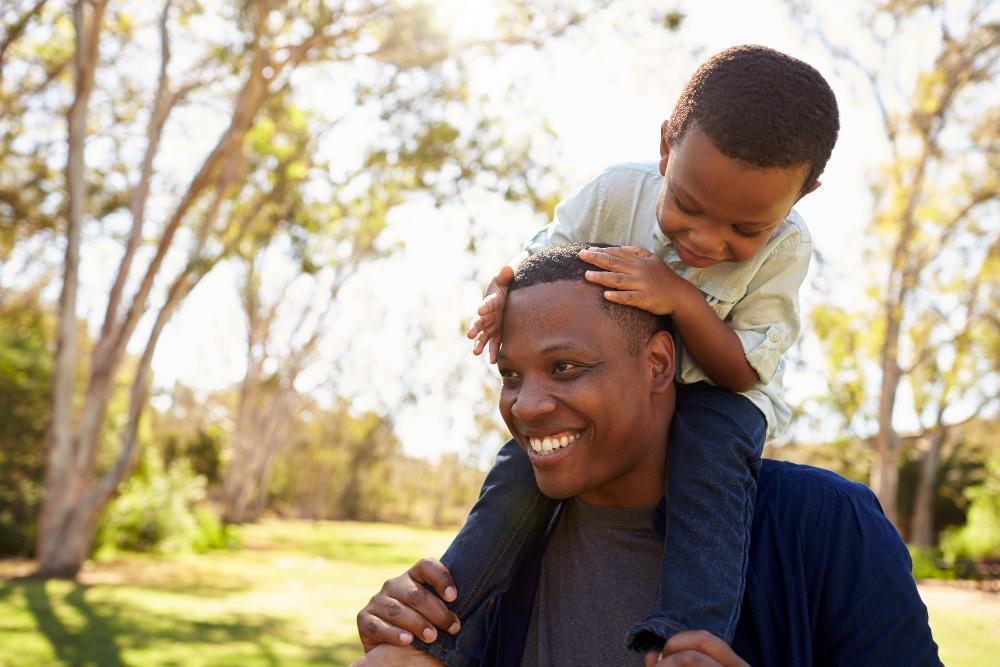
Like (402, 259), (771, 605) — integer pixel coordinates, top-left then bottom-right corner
(0, 0), (997, 664)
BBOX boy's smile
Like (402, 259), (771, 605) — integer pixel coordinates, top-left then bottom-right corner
(656, 127), (817, 267)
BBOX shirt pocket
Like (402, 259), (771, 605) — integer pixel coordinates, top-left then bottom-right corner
(698, 283), (743, 320)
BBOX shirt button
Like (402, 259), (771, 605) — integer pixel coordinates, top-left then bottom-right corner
(768, 330), (780, 342)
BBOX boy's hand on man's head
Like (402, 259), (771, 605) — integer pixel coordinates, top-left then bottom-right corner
(579, 246), (696, 317)
(466, 264), (515, 364)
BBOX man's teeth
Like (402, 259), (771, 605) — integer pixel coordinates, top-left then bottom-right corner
(528, 432), (581, 456)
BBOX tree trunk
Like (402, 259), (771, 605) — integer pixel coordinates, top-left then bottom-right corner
(36, 0), (106, 579)
(911, 432), (945, 548)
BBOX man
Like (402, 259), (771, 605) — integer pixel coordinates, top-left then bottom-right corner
(354, 244), (941, 666)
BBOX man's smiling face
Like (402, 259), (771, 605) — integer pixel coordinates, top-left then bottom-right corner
(497, 279), (674, 507)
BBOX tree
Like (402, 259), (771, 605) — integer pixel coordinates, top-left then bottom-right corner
(795, 0), (999, 528)
(6, 0), (615, 578)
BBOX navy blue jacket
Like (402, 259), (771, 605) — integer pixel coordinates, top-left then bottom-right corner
(483, 460), (942, 666)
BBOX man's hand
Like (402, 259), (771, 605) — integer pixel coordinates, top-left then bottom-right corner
(466, 265), (515, 364)
(643, 630), (750, 667)
(356, 558), (461, 653)
(579, 246), (694, 316)
(350, 644), (446, 667)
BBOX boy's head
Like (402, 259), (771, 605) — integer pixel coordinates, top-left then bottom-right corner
(656, 45), (839, 268)
(664, 44), (839, 192)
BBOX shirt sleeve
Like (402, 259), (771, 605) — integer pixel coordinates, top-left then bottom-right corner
(810, 483), (943, 666)
(524, 169), (606, 254)
(727, 231), (811, 384)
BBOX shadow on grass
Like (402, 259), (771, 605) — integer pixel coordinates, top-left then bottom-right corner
(0, 579), (330, 666)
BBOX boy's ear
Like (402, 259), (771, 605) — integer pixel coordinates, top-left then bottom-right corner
(646, 330), (675, 394)
(659, 120), (670, 176)
(797, 179), (821, 200)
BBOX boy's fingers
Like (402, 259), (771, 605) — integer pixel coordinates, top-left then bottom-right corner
(621, 245), (654, 258)
(495, 264), (515, 286)
(472, 332), (488, 356)
(584, 269), (635, 289)
(645, 651), (661, 667)
(372, 596), (444, 643)
(477, 293), (502, 316)
(579, 248), (623, 270)
(488, 334), (501, 365)
(602, 290), (643, 307)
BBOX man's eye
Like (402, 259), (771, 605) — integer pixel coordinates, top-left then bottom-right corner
(498, 368), (519, 382)
(553, 361), (581, 375)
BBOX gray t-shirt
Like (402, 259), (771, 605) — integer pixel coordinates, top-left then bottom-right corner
(520, 498), (663, 666)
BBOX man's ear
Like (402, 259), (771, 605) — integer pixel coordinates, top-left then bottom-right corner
(646, 330), (675, 394)
(659, 120), (670, 176)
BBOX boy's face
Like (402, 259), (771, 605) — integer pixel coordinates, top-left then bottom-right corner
(496, 280), (674, 507)
(655, 126), (818, 268)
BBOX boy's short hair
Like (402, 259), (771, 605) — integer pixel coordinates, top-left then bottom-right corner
(664, 44), (840, 191)
(510, 243), (671, 356)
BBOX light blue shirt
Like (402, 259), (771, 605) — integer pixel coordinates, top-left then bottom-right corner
(525, 162), (812, 440)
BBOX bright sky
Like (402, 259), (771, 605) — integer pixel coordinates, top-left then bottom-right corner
(6, 0), (948, 463)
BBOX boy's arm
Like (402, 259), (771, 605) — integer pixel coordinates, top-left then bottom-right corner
(578, 246), (758, 392)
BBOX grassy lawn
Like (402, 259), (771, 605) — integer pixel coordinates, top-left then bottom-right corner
(0, 520), (996, 666)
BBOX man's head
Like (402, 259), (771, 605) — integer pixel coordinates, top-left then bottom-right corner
(656, 45), (839, 268)
(497, 244), (675, 507)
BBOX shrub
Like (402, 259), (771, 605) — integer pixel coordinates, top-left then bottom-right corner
(95, 449), (234, 556)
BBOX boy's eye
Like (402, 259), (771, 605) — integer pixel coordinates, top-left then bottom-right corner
(732, 225), (764, 238)
(673, 193), (699, 216)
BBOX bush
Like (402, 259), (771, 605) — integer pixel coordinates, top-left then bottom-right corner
(941, 453), (1000, 562)
(908, 547), (955, 580)
(95, 450), (235, 556)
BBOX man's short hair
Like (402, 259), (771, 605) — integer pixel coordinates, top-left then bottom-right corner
(510, 243), (671, 355)
(664, 44), (840, 191)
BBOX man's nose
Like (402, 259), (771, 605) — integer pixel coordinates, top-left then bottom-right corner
(510, 378), (557, 423)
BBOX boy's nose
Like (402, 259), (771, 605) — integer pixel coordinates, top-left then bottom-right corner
(688, 226), (725, 258)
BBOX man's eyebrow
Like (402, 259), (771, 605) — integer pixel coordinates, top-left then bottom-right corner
(497, 341), (589, 362)
(671, 183), (777, 227)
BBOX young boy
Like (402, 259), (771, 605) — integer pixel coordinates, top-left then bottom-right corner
(425, 45), (839, 663)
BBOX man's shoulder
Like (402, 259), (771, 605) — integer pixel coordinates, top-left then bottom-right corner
(757, 459), (883, 523)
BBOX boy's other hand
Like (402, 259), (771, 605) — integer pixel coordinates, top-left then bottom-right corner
(466, 265), (515, 363)
(579, 246), (691, 316)
(356, 558), (460, 653)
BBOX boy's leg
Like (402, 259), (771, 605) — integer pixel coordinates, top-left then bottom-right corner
(416, 439), (557, 667)
(627, 382), (767, 652)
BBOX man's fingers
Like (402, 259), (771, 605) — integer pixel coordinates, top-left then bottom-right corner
(661, 631), (748, 667)
(357, 611), (415, 651)
(656, 650), (722, 666)
(372, 595), (447, 643)
(392, 560), (461, 634)
(645, 650), (661, 667)
(409, 558), (459, 604)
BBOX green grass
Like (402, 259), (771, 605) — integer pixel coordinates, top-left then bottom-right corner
(0, 520), (996, 666)
(0, 521), (454, 667)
